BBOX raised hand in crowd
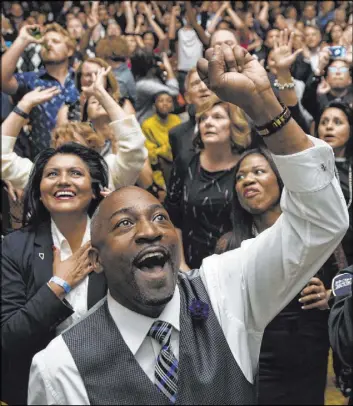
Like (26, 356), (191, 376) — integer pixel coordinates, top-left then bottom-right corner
(197, 44), (272, 121)
(81, 66), (111, 97)
(317, 77), (331, 95)
(197, 42), (312, 155)
(17, 23), (44, 45)
(19, 86), (61, 111)
(271, 29), (303, 72)
(86, 1), (100, 30)
(315, 46), (331, 76)
(299, 277), (331, 310)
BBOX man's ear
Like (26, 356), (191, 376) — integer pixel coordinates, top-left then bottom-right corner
(89, 247), (104, 274)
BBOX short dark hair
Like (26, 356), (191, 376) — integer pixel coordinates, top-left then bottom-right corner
(22, 143), (109, 229)
(153, 91), (172, 104)
(130, 48), (156, 81)
(315, 101), (353, 162)
(217, 147), (284, 253)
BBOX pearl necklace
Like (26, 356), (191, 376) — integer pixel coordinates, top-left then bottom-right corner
(334, 163), (352, 210)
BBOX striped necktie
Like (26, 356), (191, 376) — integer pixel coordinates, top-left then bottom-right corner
(148, 321), (178, 404)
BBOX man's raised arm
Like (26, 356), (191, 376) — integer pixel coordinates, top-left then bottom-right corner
(1, 24), (43, 94)
(197, 42), (349, 332)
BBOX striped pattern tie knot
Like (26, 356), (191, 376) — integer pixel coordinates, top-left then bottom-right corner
(148, 321), (178, 404)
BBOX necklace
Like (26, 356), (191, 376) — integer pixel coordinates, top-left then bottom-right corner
(334, 163), (352, 210)
(252, 223), (259, 237)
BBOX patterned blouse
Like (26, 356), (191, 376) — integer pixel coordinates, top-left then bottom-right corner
(165, 152), (236, 269)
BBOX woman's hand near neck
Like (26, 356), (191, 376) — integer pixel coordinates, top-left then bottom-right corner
(51, 212), (88, 254)
(253, 205), (282, 234)
(200, 144), (239, 172)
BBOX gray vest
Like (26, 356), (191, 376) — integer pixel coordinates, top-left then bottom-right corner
(62, 270), (256, 405)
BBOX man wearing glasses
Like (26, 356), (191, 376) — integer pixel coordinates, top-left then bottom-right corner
(302, 50), (353, 122)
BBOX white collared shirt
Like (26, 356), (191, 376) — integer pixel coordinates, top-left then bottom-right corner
(28, 136), (349, 405)
(107, 288), (180, 384)
(51, 217), (91, 335)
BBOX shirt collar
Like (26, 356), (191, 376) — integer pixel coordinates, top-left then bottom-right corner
(107, 284), (180, 355)
(51, 216), (91, 251)
(38, 67), (75, 81)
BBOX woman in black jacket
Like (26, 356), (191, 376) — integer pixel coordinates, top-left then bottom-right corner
(216, 148), (339, 405)
(1, 143), (108, 405)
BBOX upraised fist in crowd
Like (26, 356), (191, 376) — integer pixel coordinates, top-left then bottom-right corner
(197, 43), (271, 118)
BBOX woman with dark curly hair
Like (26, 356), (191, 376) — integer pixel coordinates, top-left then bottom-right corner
(1, 142), (109, 405)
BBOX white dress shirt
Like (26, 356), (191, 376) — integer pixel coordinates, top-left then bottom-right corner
(28, 136), (349, 405)
(1, 115), (147, 190)
(51, 217), (91, 335)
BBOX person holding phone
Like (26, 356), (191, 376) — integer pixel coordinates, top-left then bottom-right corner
(302, 47), (353, 123)
(1, 22), (80, 160)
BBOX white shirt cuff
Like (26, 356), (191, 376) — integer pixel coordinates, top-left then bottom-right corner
(271, 135), (334, 193)
(2, 135), (17, 153)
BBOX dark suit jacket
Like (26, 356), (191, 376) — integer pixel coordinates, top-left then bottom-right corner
(169, 105), (196, 160)
(1, 222), (107, 405)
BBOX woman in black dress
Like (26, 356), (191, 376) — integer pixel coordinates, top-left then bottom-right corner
(164, 95), (252, 269)
(216, 148), (339, 405)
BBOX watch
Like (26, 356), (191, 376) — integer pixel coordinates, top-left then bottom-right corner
(13, 105), (30, 119)
(49, 276), (72, 294)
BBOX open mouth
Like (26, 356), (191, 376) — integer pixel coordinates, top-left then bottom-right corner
(54, 190), (76, 200)
(134, 248), (170, 275)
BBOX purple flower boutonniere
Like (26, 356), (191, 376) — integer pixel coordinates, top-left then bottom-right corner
(189, 299), (209, 321)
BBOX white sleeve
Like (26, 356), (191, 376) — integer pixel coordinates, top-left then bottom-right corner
(28, 336), (90, 405)
(1, 135), (33, 189)
(105, 115), (148, 189)
(200, 135), (349, 382)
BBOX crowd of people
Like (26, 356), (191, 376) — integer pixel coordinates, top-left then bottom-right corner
(0, 1), (352, 405)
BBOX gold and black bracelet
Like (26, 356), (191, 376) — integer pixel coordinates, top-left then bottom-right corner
(255, 103), (292, 137)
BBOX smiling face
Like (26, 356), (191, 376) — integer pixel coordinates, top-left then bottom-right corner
(40, 154), (95, 218)
(199, 104), (231, 147)
(41, 31), (73, 64)
(235, 154), (280, 215)
(90, 187), (180, 317)
(318, 107), (350, 154)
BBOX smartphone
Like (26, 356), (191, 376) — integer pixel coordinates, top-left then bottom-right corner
(329, 46), (347, 59)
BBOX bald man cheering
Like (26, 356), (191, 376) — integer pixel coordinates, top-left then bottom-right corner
(28, 44), (349, 405)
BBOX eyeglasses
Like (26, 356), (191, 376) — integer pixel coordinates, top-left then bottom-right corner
(328, 67), (349, 73)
